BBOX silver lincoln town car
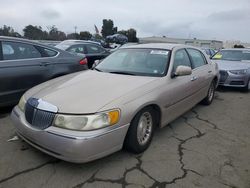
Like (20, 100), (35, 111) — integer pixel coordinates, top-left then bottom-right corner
(11, 44), (219, 163)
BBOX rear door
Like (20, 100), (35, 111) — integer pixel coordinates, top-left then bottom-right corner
(0, 40), (51, 105)
(186, 48), (213, 98)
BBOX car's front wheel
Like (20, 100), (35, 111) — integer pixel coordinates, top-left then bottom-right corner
(201, 80), (215, 105)
(124, 107), (156, 153)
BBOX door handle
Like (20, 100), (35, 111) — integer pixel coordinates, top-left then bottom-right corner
(191, 76), (197, 81)
(208, 70), (212, 73)
(40, 62), (50, 66)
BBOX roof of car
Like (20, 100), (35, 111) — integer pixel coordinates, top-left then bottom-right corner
(0, 36), (36, 43)
(121, 43), (193, 50)
(61, 39), (100, 45)
(0, 36), (71, 53)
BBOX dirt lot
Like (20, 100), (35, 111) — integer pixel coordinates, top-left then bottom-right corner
(0, 89), (249, 188)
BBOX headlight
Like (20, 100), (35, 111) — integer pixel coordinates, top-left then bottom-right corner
(229, 69), (247, 75)
(53, 109), (120, 131)
(18, 95), (26, 112)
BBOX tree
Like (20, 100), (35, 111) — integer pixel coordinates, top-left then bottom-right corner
(234, 44), (245, 48)
(67, 33), (80, 39)
(118, 28), (138, 42)
(101, 19), (117, 38)
(23, 25), (45, 40)
(79, 31), (92, 40)
(127, 28), (138, 42)
(47, 25), (66, 40)
(117, 30), (128, 36)
(0, 25), (21, 37)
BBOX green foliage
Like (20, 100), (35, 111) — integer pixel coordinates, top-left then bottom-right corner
(117, 30), (128, 36)
(79, 31), (92, 40)
(101, 19), (117, 38)
(118, 28), (138, 42)
(0, 25), (21, 37)
(234, 44), (245, 48)
(93, 33), (103, 40)
(2, 20), (138, 43)
(66, 33), (80, 39)
(23, 25), (46, 40)
(127, 28), (138, 42)
(47, 25), (66, 40)
(23, 25), (67, 40)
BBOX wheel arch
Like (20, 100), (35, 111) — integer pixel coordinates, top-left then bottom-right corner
(131, 103), (162, 128)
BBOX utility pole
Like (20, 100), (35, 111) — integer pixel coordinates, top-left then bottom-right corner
(74, 26), (77, 39)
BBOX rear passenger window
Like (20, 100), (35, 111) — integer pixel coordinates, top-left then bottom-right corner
(2, 41), (41, 60)
(187, 49), (207, 69)
(173, 49), (191, 72)
(43, 48), (58, 57)
(86, 44), (104, 54)
(68, 44), (85, 54)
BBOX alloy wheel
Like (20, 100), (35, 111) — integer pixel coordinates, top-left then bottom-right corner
(137, 112), (153, 145)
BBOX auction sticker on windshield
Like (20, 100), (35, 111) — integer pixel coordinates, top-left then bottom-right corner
(150, 50), (169, 55)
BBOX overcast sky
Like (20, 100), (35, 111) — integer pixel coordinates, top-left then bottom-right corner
(0, 0), (250, 42)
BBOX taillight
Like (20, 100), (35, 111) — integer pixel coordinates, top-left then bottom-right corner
(79, 58), (88, 65)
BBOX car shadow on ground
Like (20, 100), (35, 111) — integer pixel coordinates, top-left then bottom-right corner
(216, 86), (248, 93)
(0, 106), (14, 119)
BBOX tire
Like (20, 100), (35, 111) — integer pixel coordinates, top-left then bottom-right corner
(124, 107), (157, 154)
(242, 79), (250, 92)
(201, 80), (215, 105)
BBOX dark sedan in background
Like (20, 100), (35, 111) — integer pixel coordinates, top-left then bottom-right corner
(106, 34), (128, 44)
(212, 48), (250, 91)
(55, 40), (110, 68)
(0, 36), (88, 107)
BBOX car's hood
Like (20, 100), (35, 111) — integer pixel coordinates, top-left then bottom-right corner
(25, 70), (157, 114)
(213, 60), (250, 71)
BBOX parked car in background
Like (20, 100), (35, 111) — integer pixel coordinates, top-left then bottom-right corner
(89, 38), (109, 48)
(202, 48), (216, 58)
(106, 34), (128, 44)
(0, 36), (88, 107)
(109, 42), (139, 53)
(55, 40), (110, 68)
(36, 40), (61, 47)
(212, 48), (250, 91)
(11, 43), (219, 163)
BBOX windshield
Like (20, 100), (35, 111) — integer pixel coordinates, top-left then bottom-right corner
(95, 48), (170, 77)
(212, 50), (250, 61)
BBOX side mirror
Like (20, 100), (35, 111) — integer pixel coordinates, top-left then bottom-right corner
(174, 66), (192, 77)
(92, 59), (101, 68)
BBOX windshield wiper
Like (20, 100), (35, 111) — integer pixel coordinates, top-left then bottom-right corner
(109, 71), (136, 75)
(93, 67), (103, 72)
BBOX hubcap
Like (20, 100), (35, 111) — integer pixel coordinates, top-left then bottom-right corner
(137, 112), (153, 145)
(208, 83), (215, 101)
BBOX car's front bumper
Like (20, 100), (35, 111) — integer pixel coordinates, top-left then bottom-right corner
(219, 70), (249, 88)
(11, 106), (129, 163)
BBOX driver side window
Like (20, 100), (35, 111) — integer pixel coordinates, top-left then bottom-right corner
(173, 49), (191, 72)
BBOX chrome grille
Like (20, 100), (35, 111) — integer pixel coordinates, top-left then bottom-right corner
(25, 98), (56, 130)
(219, 70), (228, 84)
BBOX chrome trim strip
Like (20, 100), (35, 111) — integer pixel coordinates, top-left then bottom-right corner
(37, 99), (58, 113)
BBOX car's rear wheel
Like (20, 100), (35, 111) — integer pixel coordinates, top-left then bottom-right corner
(124, 107), (156, 153)
(201, 80), (215, 105)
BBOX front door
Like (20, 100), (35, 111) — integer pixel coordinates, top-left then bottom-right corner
(0, 40), (49, 106)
